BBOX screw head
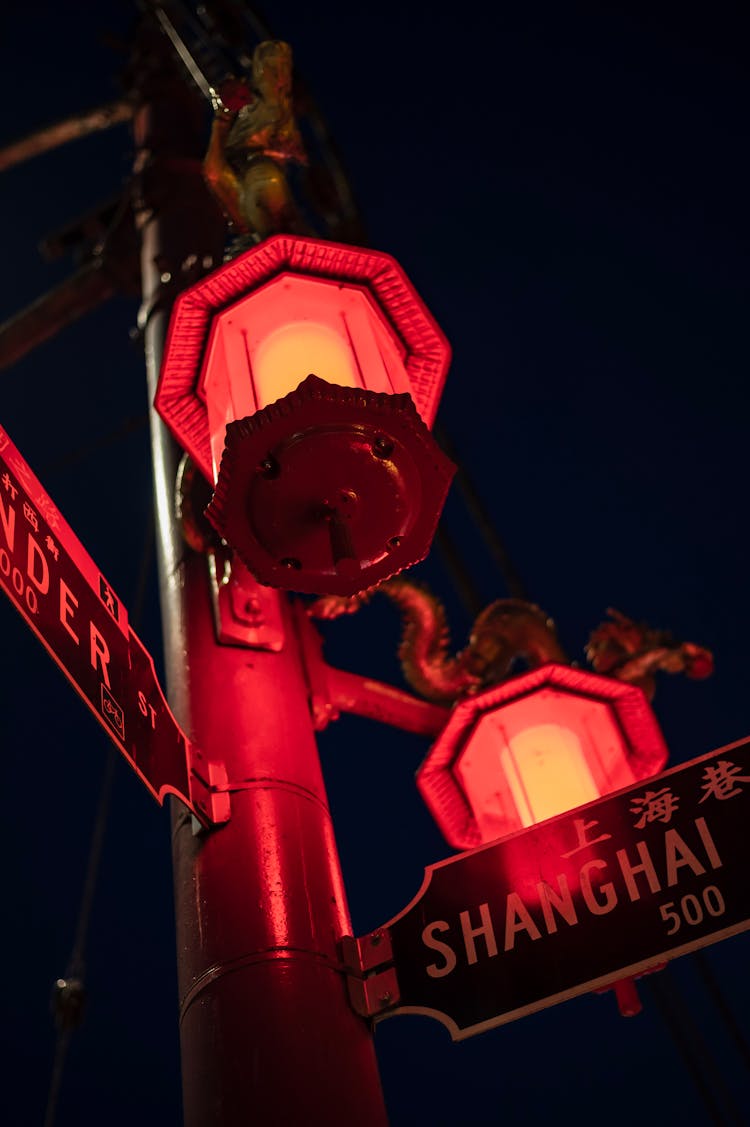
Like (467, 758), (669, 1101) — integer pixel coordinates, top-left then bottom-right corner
(372, 435), (394, 459)
(258, 456), (280, 479)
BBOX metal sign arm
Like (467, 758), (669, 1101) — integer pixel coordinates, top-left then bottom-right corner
(292, 600), (450, 736)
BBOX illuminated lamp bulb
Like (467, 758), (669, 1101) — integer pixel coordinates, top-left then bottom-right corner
(252, 320), (361, 403)
(499, 723), (601, 828)
(417, 664), (669, 851)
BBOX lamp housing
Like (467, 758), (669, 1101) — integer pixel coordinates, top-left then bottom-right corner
(156, 235), (454, 595)
(417, 663), (669, 851)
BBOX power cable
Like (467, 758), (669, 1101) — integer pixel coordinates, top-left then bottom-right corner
(43, 503), (155, 1127)
(434, 422), (529, 601)
(185, 17), (746, 1106)
(41, 412), (148, 475)
(435, 397), (750, 1116)
(43, 749), (117, 1127)
(22, 4), (747, 1121)
(433, 523), (485, 620)
(692, 950), (750, 1073)
(643, 969), (747, 1126)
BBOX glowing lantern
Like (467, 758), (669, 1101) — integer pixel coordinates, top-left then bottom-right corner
(156, 235), (455, 596)
(416, 663), (669, 851)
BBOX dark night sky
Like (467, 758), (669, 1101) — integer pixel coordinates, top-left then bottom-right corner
(1, 3), (748, 1125)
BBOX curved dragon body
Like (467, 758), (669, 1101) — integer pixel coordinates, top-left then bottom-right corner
(310, 580), (568, 704)
(308, 585), (713, 707)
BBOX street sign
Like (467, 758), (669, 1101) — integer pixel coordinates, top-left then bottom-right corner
(346, 738), (750, 1040)
(0, 424), (228, 826)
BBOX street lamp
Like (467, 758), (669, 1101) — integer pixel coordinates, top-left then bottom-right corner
(155, 234), (455, 596)
(417, 663), (669, 851)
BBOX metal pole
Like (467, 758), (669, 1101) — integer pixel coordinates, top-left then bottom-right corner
(132, 32), (388, 1127)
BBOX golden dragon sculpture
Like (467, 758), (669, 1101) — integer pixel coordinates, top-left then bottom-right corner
(309, 582), (713, 704)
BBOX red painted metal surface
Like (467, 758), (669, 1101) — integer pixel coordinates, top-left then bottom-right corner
(205, 374), (455, 596)
(292, 599), (449, 735)
(172, 564), (388, 1125)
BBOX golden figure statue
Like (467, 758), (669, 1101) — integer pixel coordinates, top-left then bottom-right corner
(203, 41), (308, 242)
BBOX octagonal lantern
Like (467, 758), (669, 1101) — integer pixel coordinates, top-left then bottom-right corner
(416, 663), (669, 851)
(156, 234), (455, 596)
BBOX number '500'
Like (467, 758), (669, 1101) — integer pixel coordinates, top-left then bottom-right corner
(659, 885), (725, 935)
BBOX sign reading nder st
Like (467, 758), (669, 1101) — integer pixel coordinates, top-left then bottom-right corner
(0, 425), (227, 826)
(345, 739), (750, 1040)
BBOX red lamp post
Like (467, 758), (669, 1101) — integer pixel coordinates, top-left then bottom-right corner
(417, 662), (669, 852)
(156, 234), (455, 595)
(132, 35), (392, 1123)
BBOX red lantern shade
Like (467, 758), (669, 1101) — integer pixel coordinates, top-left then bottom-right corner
(156, 235), (455, 595)
(417, 663), (669, 851)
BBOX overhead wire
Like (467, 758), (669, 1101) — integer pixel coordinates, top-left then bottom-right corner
(433, 523), (486, 620)
(23, 1), (748, 1121)
(234, 0), (749, 1103)
(41, 412), (148, 475)
(643, 971), (747, 1126)
(43, 748), (118, 1127)
(692, 950), (750, 1072)
(434, 422), (529, 601)
(434, 422), (750, 1119)
(43, 502), (155, 1127)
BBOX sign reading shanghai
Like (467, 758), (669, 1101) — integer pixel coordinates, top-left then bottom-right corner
(346, 740), (750, 1040)
(0, 425), (228, 826)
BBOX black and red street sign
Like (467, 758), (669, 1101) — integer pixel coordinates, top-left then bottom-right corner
(347, 739), (750, 1040)
(0, 425), (227, 826)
